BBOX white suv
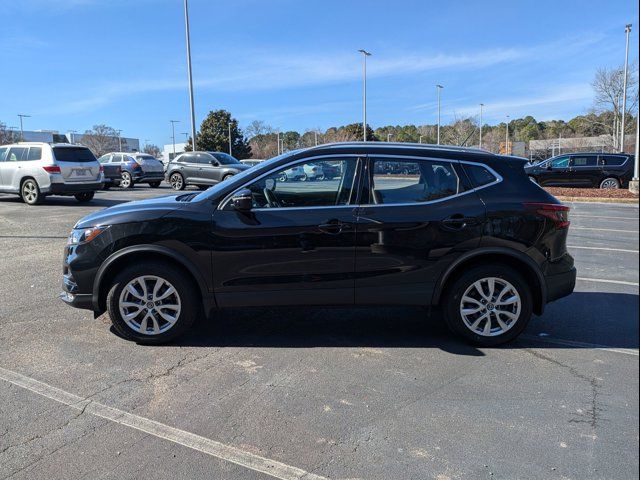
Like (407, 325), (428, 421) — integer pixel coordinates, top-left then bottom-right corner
(0, 142), (104, 205)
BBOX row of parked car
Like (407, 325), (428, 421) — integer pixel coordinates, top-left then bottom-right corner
(0, 141), (635, 205)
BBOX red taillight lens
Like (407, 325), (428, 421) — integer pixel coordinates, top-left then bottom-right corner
(43, 165), (61, 174)
(99, 165), (104, 173)
(131, 162), (141, 169)
(525, 203), (570, 229)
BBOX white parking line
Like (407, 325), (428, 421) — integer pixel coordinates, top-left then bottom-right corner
(568, 245), (639, 253)
(0, 366), (327, 480)
(571, 227), (639, 233)
(521, 335), (639, 356)
(577, 277), (639, 287)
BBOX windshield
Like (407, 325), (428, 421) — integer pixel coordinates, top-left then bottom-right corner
(211, 152), (240, 165)
(192, 151), (297, 202)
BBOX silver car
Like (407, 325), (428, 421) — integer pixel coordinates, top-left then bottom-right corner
(0, 142), (103, 205)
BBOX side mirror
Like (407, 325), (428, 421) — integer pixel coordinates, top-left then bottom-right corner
(231, 189), (252, 212)
(546, 163), (553, 170)
(211, 160), (219, 166)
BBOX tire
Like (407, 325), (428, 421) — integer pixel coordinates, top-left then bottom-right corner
(599, 177), (620, 189)
(222, 174), (233, 182)
(278, 173), (288, 182)
(74, 191), (95, 203)
(121, 171), (134, 189)
(443, 265), (533, 346)
(300, 173), (309, 182)
(169, 172), (185, 190)
(106, 261), (198, 344)
(21, 178), (44, 205)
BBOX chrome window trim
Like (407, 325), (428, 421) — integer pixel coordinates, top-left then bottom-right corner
(218, 154), (363, 211)
(360, 154), (503, 208)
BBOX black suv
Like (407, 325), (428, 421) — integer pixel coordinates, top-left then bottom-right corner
(166, 151), (250, 190)
(525, 152), (634, 189)
(61, 143), (576, 346)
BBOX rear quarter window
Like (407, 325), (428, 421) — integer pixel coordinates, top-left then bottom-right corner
(603, 156), (628, 166)
(53, 147), (97, 163)
(464, 164), (497, 187)
(27, 147), (42, 161)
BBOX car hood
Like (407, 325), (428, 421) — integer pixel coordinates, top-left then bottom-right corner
(75, 194), (187, 229)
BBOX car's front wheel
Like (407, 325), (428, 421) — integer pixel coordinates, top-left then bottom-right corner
(169, 172), (185, 190)
(106, 262), (198, 344)
(443, 265), (532, 346)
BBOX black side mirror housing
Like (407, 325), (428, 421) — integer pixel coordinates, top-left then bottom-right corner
(546, 164), (552, 170)
(211, 160), (219, 166)
(232, 189), (253, 212)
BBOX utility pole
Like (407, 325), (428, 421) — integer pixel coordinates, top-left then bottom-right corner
(170, 120), (180, 157)
(17, 114), (30, 141)
(358, 50), (371, 141)
(436, 85), (443, 145)
(116, 129), (123, 151)
(620, 24), (632, 152)
(183, 0), (197, 151)
(277, 131), (281, 156)
(479, 104), (484, 149)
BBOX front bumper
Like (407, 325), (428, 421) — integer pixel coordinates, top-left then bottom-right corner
(546, 267), (577, 303)
(59, 291), (94, 310)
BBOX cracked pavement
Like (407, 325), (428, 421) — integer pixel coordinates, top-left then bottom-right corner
(0, 188), (638, 479)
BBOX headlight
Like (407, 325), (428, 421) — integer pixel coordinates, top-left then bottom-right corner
(68, 226), (108, 245)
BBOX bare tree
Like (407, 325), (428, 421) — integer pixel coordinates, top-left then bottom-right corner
(143, 143), (161, 157)
(443, 114), (478, 146)
(591, 63), (639, 150)
(79, 125), (119, 157)
(245, 120), (273, 139)
(0, 122), (18, 145)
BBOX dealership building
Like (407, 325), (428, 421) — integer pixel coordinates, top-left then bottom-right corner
(10, 130), (140, 152)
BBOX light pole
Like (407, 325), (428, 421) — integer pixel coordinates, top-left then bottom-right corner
(17, 114), (30, 141)
(183, 0), (197, 151)
(314, 131), (318, 146)
(631, 112), (639, 193)
(358, 49), (371, 141)
(181, 132), (189, 142)
(436, 85), (443, 145)
(387, 133), (393, 142)
(116, 129), (123, 151)
(419, 135), (423, 144)
(228, 122), (233, 155)
(277, 131), (281, 155)
(170, 120), (180, 157)
(505, 115), (510, 154)
(620, 24), (632, 152)
(479, 103), (484, 149)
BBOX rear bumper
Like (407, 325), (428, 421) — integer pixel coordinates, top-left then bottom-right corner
(104, 177), (121, 186)
(546, 267), (577, 303)
(46, 182), (103, 194)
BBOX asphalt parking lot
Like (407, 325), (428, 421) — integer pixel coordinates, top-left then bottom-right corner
(0, 186), (638, 480)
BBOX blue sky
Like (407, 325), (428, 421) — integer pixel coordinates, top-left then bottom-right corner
(0, 0), (637, 147)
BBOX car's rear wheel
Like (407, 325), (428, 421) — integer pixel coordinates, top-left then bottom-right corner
(121, 171), (134, 189)
(21, 179), (44, 205)
(106, 262), (198, 344)
(443, 265), (532, 346)
(169, 172), (185, 190)
(600, 177), (620, 189)
(74, 191), (95, 203)
(149, 181), (161, 188)
(222, 174), (234, 182)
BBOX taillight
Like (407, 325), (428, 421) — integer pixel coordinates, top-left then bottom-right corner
(525, 203), (570, 229)
(43, 165), (61, 174)
(131, 162), (141, 169)
(99, 165), (104, 173)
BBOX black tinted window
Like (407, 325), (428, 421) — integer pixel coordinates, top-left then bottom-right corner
(464, 164), (497, 187)
(27, 147), (42, 161)
(7, 147), (28, 161)
(603, 156), (628, 166)
(211, 152), (240, 165)
(571, 156), (596, 167)
(370, 158), (461, 204)
(53, 147), (96, 162)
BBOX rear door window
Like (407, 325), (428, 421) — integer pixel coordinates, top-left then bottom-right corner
(27, 147), (42, 161)
(7, 147), (28, 162)
(571, 156), (597, 167)
(53, 147), (97, 163)
(369, 158), (462, 204)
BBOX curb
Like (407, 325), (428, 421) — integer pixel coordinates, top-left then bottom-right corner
(554, 196), (639, 204)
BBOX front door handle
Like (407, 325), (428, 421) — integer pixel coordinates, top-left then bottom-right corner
(318, 221), (349, 235)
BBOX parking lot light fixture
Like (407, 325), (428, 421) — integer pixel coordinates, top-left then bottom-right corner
(620, 24), (632, 153)
(183, 0), (197, 151)
(170, 120), (180, 156)
(358, 49), (372, 141)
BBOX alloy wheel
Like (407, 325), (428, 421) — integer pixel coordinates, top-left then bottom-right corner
(170, 173), (184, 190)
(118, 275), (182, 335)
(600, 178), (620, 189)
(121, 172), (131, 188)
(22, 181), (39, 204)
(459, 277), (522, 337)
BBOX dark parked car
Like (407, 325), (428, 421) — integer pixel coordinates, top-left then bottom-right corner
(61, 143), (576, 346)
(98, 153), (165, 189)
(165, 151), (250, 190)
(97, 154), (121, 189)
(525, 152), (634, 189)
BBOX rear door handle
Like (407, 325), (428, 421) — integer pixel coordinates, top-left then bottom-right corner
(442, 214), (476, 230)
